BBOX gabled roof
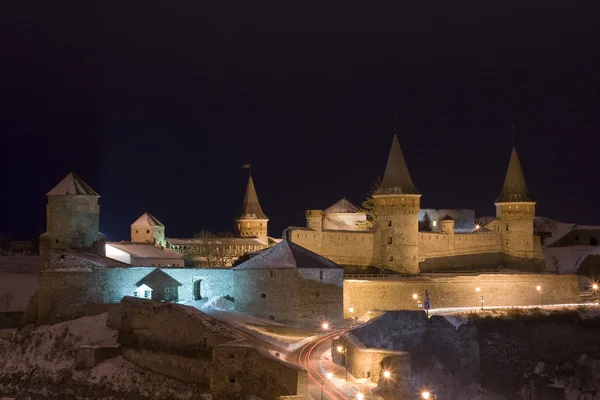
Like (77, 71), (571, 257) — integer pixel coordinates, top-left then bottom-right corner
(496, 148), (534, 203)
(135, 269), (182, 288)
(238, 176), (268, 220)
(375, 135), (420, 195)
(131, 212), (164, 227)
(47, 172), (99, 196)
(324, 198), (361, 214)
(232, 239), (341, 270)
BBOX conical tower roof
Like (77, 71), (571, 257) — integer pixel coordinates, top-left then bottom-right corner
(375, 135), (420, 195)
(496, 147), (534, 203)
(47, 172), (99, 196)
(131, 212), (164, 227)
(238, 177), (268, 220)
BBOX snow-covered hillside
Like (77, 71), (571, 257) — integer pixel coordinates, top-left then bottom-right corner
(0, 313), (212, 399)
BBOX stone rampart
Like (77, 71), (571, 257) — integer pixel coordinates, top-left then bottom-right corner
(343, 273), (580, 318)
(212, 340), (308, 400)
(289, 229), (374, 266)
(332, 333), (410, 386)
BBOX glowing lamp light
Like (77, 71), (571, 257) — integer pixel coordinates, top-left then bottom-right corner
(322, 322), (329, 330)
(349, 307), (354, 313)
(337, 345), (344, 353)
(475, 287), (481, 292)
(326, 372), (333, 380)
(356, 393), (364, 400)
(412, 293), (418, 300)
(421, 391), (431, 399)
(593, 283), (599, 290)
(536, 285), (542, 292)
(383, 370), (391, 378)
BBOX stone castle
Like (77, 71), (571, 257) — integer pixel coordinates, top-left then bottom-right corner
(287, 135), (545, 273)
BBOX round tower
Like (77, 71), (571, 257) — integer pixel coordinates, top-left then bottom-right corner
(131, 212), (166, 247)
(440, 215), (455, 235)
(306, 210), (323, 231)
(373, 135), (421, 274)
(495, 147), (536, 261)
(41, 172), (106, 256)
(235, 176), (268, 241)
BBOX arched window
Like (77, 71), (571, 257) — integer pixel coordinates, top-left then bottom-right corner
(146, 229), (150, 234)
(260, 293), (266, 298)
(387, 237), (393, 245)
(388, 256), (394, 262)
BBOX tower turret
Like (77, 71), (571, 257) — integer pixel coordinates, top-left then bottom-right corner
(306, 210), (323, 231)
(131, 212), (166, 247)
(494, 147), (536, 261)
(373, 135), (421, 274)
(235, 176), (268, 242)
(40, 172), (105, 256)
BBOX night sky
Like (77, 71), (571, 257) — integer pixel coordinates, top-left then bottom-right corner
(2, 3), (599, 241)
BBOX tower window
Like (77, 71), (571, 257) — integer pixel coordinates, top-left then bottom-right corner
(136, 230), (138, 234)
(527, 206), (530, 212)
(55, 239), (59, 244)
(260, 293), (266, 298)
(246, 223), (250, 228)
(591, 238), (598, 246)
(508, 205), (512, 211)
(270, 270), (274, 277)
(575, 235), (579, 241)
(269, 315), (275, 320)
(387, 220), (392, 227)
(388, 256), (394, 262)
(505, 225), (509, 231)
(319, 270), (323, 280)
(516, 205), (519, 211)
(146, 229), (150, 234)
(315, 291), (320, 297)
(387, 237), (393, 245)
(432, 221), (437, 227)
(401, 198), (405, 206)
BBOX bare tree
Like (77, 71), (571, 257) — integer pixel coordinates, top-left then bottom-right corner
(191, 229), (240, 268)
(0, 292), (14, 314)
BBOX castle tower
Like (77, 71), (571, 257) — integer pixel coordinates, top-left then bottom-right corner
(494, 147), (536, 261)
(131, 212), (166, 247)
(373, 135), (421, 274)
(40, 172), (106, 256)
(235, 176), (268, 242)
(306, 210), (323, 231)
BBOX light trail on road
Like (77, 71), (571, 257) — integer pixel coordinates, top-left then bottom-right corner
(298, 329), (351, 400)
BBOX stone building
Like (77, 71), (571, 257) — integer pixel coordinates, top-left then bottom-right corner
(288, 136), (545, 274)
(232, 239), (344, 327)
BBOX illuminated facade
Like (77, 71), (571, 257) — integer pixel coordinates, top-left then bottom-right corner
(288, 135), (544, 274)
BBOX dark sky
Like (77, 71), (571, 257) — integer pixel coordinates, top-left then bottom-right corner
(2, 2), (599, 241)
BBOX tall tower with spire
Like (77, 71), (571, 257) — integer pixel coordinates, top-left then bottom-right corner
(39, 172), (106, 258)
(235, 176), (269, 243)
(373, 135), (421, 274)
(494, 147), (536, 261)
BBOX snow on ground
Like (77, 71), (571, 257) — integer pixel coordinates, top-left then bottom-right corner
(318, 348), (376, 398)
(543, 246), (600, 274)
(535, 217), (577, 247)
(199, 297), (317, 351)
(0, 256), (38, 275)
(0, 272), (37, 312)
(442, 315), (470, 330)
(0, 313), (212, 399)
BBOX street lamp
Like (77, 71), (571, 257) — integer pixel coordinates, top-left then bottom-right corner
(337, 345), (348, 382)
(421, 391), (436, 399)
(476, 287), (483, 310)
(349, 307), (354, 313)
(356, 393), (364, 400)
(322, 322), (329, 330)
(592, 283), (599, 303)
(383, 370), (391, 379)
(536, 285), (543, 307)
(321, 371), (333, 400)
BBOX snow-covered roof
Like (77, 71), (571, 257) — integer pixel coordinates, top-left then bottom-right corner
(232, 239), (342, 270)
(375, 135), (420, 195)
(167, 237), (267, 246)
(107, 243), (183, 259)
(543, 246), (600, 274)
(131, 212), (164, 227)
(47, 172), (99, 196)
(324, 198), (361, 214)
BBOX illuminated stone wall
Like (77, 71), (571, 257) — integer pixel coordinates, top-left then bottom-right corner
(343, 274), (580, 318)
(288, 229), (374, 266)
(212, 341), (308, 399)
(233, 268), (343, 327)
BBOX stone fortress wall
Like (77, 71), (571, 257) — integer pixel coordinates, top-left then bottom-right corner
(111, 297), (307, 399)
(233, 267), (343, 327)
(288, 229), (374, 266)
(343, 273), (580, 319)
